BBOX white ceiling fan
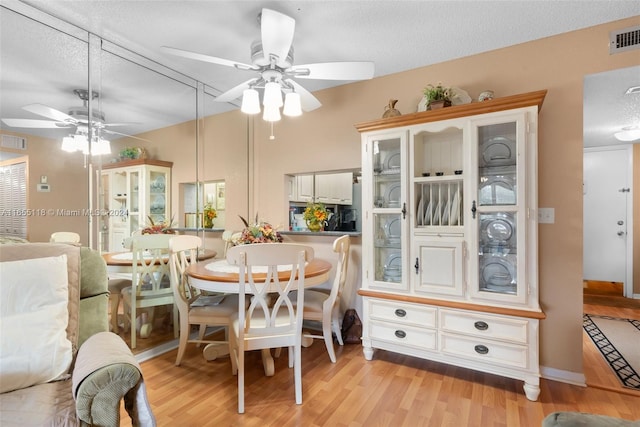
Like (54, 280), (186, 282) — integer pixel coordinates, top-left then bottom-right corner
(161, 8), (374, 116)
(1, 89), (143, 141)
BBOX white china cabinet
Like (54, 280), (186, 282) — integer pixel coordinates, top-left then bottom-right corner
(99, 159), (172, 252)
(356, 90), (546, 401)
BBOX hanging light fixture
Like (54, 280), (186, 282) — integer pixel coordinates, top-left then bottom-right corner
(60, 129), (111, 156)
(614, 125), (640, 142)
(240, 79), (303, 123)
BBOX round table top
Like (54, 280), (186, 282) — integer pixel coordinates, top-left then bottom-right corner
(102, 248), (217, 266)
(186, 258), (331, 284)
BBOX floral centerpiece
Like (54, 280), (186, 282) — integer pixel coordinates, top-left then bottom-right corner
(203, 203), (217, 228)
(141, 215), (175, 234)
(303, 202), (329, 232)
(423, 82), (453, 109)
(235, 214), (283, 244)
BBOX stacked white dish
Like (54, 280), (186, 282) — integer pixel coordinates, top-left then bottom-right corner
(382, 252), (402, 282)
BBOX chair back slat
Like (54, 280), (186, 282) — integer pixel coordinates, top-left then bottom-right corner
(227, 244), (313, 340)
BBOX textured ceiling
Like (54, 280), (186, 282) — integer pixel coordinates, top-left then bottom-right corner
(1, 1), (639, 146)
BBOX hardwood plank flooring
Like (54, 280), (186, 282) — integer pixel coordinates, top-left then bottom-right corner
(119, 328), (640, 426)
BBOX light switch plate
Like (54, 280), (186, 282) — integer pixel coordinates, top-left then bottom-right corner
(538, 207), (555, 224)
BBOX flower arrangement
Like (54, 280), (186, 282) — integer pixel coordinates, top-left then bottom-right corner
(423, 82), (452, 102)
(141, 215), (175, 234)
(235, 213), (283, 244)
(303, 202), (329, 232)
(203, 203), (217, 228)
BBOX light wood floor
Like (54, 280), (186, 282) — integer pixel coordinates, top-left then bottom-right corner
(582, 290), (640, 398)
(118, 322), (640, 426)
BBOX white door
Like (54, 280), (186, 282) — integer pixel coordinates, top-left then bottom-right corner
(583, 147), (630, 287)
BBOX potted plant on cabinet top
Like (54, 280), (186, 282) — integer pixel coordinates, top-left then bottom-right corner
(423, 83), (452, 110)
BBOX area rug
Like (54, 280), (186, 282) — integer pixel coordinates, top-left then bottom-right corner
(583, 314), (640, 390)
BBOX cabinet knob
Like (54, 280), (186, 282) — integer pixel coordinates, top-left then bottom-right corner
(474, 344), (489, 355)
(394, 330), (407, 339)
(395, 308), (407, 317)
(474, 321), (489, 331)
(471, 200), (477, 219)
(402, 202), (407, 219)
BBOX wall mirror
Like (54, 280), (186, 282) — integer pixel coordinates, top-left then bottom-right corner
(0, 3), (250, 354)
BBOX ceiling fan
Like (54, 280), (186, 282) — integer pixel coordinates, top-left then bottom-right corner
(1, 89), (142, 140)
(161, 8), (374, 117)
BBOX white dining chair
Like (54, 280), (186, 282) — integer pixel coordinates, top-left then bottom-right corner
(226, 243), (314, 414)
(169, 235), (242, 365)
(121, 233), (177, 349)
(49, 231), (80, 244)
(299, 235), (351, 363)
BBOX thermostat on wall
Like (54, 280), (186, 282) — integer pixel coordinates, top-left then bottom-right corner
(37, 183), (50, 192)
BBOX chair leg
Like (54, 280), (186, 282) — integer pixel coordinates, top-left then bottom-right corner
(175, 317), (190, 366)
(322, 316), (337, 363)
(109, 294), (120, 332)
(130, 304), (137, 349)
(294, 344), (302, 405)
(229, 332), (238, 375)
(333, 309), (344, 346)
(197, 324), (207, 347)
(173, 304), (180, 338)
(237, 346), (245, 414)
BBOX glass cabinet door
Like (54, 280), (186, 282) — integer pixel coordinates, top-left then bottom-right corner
(148, 169), (168, 224)
(471, 115), (526, 303)
(367, 133), (407, 290)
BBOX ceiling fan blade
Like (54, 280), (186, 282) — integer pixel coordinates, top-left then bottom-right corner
(161, 46), (255, 71)
(23, 103), (76, 123)
(215, 78), (258, 103)
(261, 8), (295, 68)
(288, 61), (375, 81)
(285, 79), (322, 112)
(103, 129), (151, 142)
(102, 122), (141, 127)
(1, 118), (71, 128)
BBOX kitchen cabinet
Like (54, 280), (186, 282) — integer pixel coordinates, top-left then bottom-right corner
(315, 172), (353, 205)
(356, 90), (546, 401)
(289, 172), (353, 205)
(98, 159), (172, 252)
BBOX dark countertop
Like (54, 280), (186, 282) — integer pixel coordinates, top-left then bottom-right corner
(280, 230), (361, 237)
(171, 228), (361, 237)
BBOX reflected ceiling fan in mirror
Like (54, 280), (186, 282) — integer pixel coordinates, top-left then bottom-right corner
(162, 8), (374, 126)
(1, 89), (145, 155)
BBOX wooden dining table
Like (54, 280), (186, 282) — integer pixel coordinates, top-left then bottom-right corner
(102, 248), (217, 274)
(186, 257), (332, 376)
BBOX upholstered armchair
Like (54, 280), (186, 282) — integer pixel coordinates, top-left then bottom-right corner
(0, 243), (155, 426)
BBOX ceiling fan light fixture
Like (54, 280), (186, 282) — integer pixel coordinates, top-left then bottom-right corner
(283, 92), (302, 117)
(74, 134), (89, 155)
(263, 81), (283, 108)
(241, 88), (261, 114)
(91, 137), (111, 156)
(263, 104), (281, 122)
(61, 135), (76, 152)
(614, 126), (640, 142)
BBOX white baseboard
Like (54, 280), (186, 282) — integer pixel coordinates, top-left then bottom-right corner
(540, 366), (586, 387)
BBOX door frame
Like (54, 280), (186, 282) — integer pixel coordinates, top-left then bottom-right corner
(583, 145), (634, 298)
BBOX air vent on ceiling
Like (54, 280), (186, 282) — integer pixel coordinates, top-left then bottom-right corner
(1, 134), (27, 150)
(610, 25), (640, 54)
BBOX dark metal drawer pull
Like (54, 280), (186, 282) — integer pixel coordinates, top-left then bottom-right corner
(395, 309), (407, 318)
(474, 321), (489, 331)
(395, 330), (406, 339)
(474, 344), (489, 355)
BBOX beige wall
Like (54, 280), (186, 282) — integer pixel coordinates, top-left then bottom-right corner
(1, 130), (89, 243)
(246, 16), (640, 377)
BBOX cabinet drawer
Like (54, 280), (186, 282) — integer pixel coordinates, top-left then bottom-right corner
(370, 320), (437, 351)
(369, 300), (437, 328)
(440, 332), (528, 368)
(439, 309), (528, 344)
